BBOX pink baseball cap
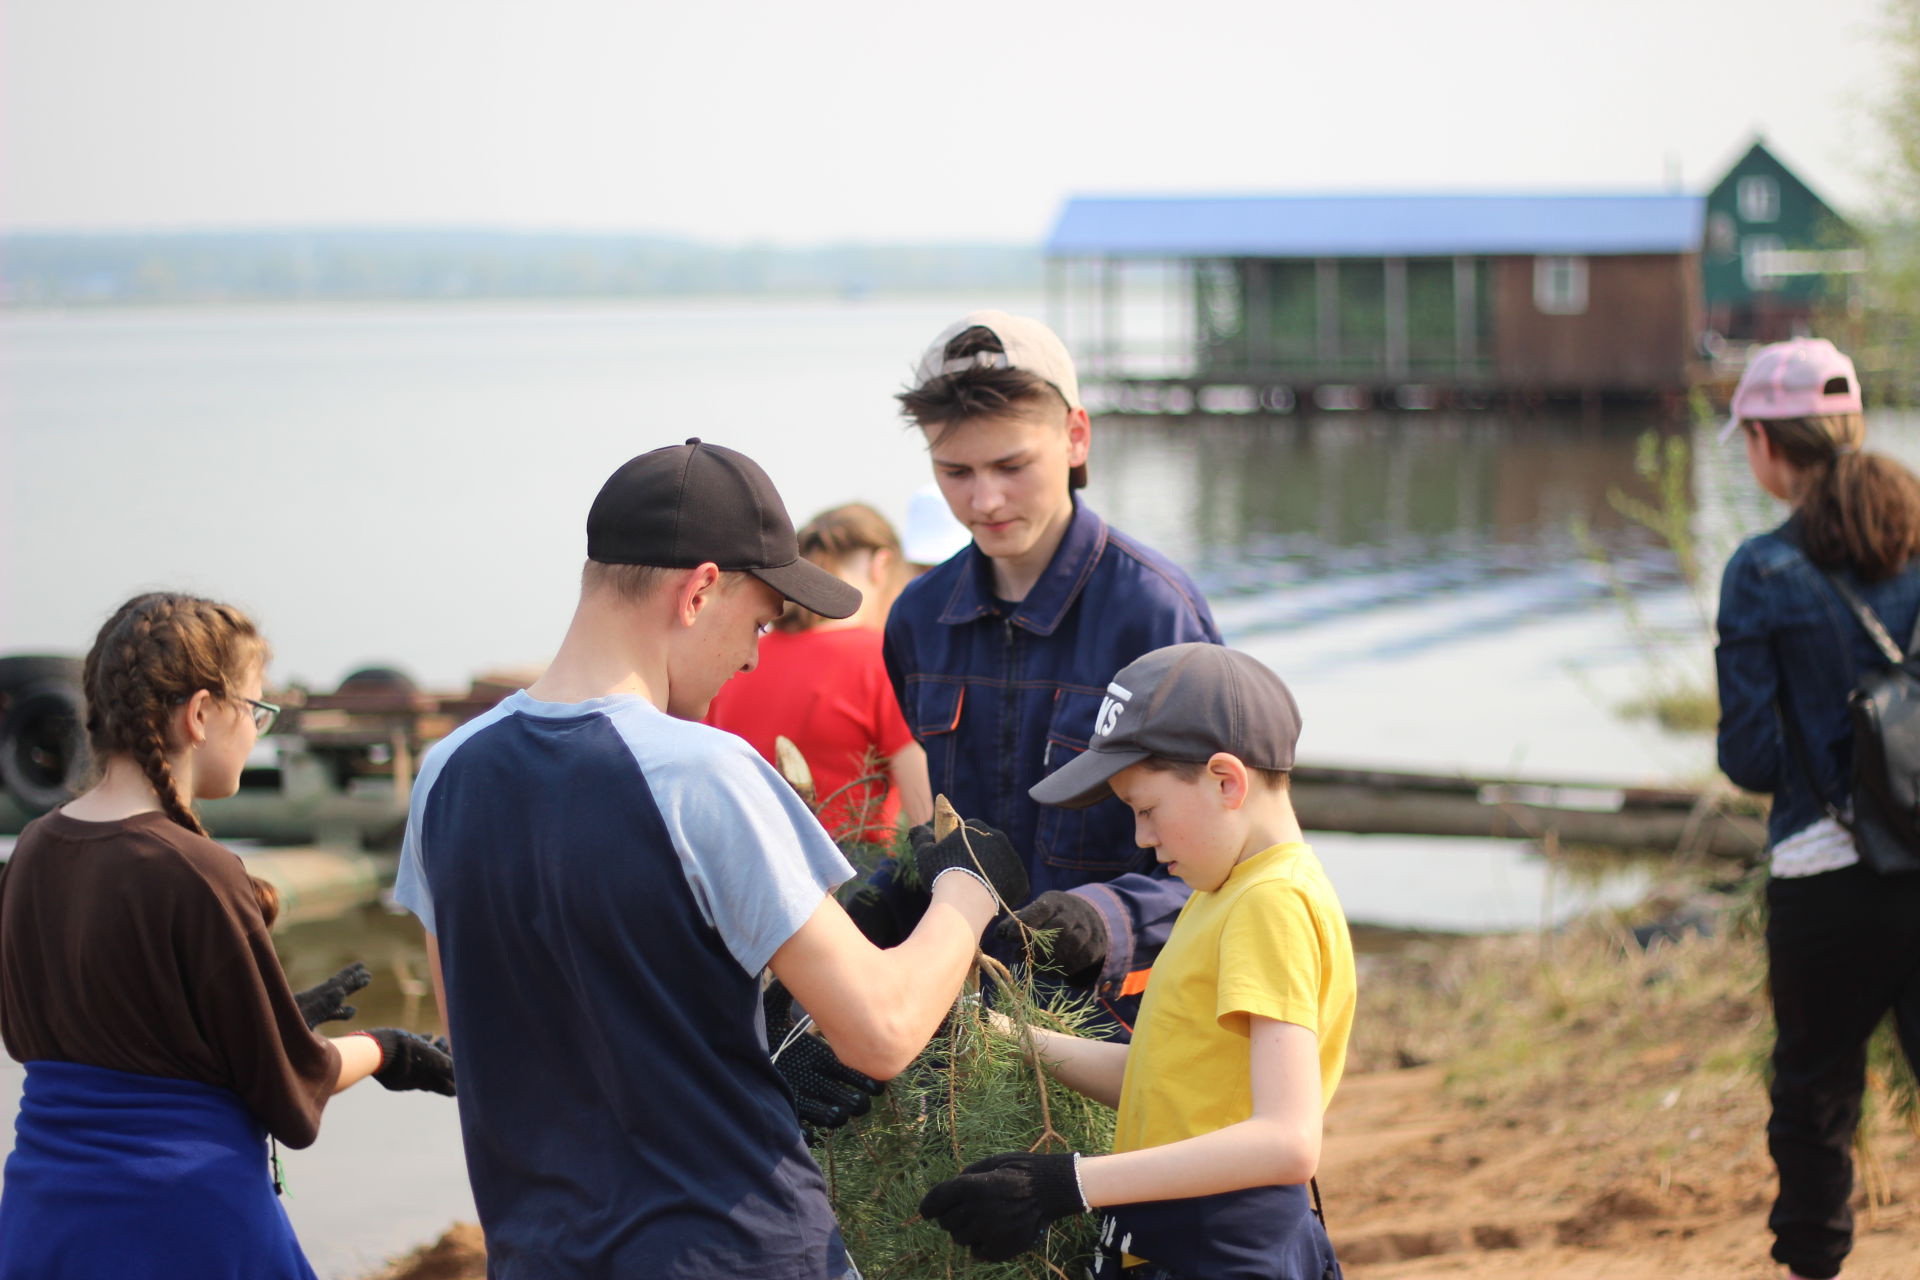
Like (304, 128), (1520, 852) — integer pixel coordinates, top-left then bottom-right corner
(1719, 338), (1863, 442)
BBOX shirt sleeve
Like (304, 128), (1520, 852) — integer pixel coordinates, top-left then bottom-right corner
(1715, 543), (1782, 794)
(648, 731), (856, 976)
(392, 804), (434, 934)
(185, 860), (342, 1148)
(1214, 882), (1326, 1036)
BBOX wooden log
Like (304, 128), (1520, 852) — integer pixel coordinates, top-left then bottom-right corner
(773, 735), (816, 806)
(1290, 771), (1764, 859)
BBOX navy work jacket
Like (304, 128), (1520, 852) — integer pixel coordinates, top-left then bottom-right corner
(1716, 516), (1920, 847)
(883, 497), (1222, 1018)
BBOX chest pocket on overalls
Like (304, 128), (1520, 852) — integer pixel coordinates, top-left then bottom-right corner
(906, 679), (965, 801)
(1037, 688), (1132, 872)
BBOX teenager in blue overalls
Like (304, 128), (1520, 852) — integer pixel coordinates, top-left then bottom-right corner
(846, 311), (1221, 1039)
(1714, 339), (1920, 1280)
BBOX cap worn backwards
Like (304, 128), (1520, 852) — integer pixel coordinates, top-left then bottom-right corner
(1029, 643), (1302, 810)
(1719, 338), (1863, 443)
(911, 310), (1083, 412)
(586, 438), (861, 620)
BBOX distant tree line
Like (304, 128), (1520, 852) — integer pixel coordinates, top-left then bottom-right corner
(0, 230), (1043, 305)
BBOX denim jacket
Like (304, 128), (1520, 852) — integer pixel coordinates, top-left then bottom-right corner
(1715, 516), (1920, 847)
(883, 497), (1222, 1014)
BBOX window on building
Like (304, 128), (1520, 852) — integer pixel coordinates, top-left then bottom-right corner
(1738, 175), (1779, 223)
(1743, 234), (1785, 291)
(1707, 212), (1737, 258)
(1533, 256), (1589, 315)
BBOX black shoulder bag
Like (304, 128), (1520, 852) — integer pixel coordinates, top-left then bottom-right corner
(1780, 567), (1920, 875)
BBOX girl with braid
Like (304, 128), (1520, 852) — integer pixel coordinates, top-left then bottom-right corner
(0, 592), (455, 1280)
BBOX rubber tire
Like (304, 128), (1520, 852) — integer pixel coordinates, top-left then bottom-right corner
(0, 680), (89, 814)
(0, 655), (83, 695)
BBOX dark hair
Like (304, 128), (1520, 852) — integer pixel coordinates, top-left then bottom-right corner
(82, 593), (281, 927)
(1751, 413), (1920, 581)
(1135, 755), (1291, 792)
(774, 503), (904, 633)
(898, 325), (1086, 490)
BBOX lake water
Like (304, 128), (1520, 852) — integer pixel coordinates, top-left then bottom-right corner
(3, 297), (1910, 1275)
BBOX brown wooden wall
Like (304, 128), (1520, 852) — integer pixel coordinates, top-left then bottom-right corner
(1491, 253), (1701, 393)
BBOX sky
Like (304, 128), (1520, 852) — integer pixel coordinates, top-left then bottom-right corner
(0, 0), (1901, 245)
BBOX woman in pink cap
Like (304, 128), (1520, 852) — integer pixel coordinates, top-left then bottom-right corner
(1715, 338), (1920, 1280)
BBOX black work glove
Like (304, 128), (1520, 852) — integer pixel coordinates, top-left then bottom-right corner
(764, 982), (885, 1136)
(918, 1151), (1089, 1262)
(362, 1028), (456, 1096)
(840, 865), (927, 949)
(998, 891), (1109, 985)
(912, 820), (1030, 910)
(294, 962), (371, 1030)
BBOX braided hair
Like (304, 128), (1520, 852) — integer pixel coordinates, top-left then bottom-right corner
(80, 592), (281, 926)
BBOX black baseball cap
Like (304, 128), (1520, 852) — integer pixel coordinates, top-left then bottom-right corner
(586, 438), (860, 619)
(1030, 643), (1301, 810)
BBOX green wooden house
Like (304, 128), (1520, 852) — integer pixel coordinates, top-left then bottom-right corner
(1702, 137), (1862, 342)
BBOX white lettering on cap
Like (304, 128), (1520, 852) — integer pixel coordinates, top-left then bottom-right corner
(1094, 682), (1133, 738)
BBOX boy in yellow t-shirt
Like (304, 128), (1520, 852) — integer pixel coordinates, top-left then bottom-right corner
(919, 643), (1355, 1280)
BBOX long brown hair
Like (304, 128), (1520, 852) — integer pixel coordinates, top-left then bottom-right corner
(81, 592), (281, 926)
(1753, 413), (1920, 581)
(774, 503), (906, 633)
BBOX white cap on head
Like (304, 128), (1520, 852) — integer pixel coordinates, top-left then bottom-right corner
(903, 483), (972, 566)
(912, 309), (1082, 411)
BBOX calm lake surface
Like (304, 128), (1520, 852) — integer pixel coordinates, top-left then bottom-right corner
(4, 297), (1915, 1274)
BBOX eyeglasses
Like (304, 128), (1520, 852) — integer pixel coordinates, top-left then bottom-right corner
(233, 695), (280, 734)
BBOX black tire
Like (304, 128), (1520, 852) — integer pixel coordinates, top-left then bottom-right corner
(0, 655), (83, 696)
(0, 680), (89, 813)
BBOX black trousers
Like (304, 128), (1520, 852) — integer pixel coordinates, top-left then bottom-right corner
(1765, 863), (1920, 1279)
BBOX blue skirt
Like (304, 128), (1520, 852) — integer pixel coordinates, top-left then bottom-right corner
(0, 1060), (317, 1280)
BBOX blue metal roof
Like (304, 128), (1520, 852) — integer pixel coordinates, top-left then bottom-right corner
(1045, 193), (1705, 259)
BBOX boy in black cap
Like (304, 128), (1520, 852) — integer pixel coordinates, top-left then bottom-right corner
(918, 644), (1356, 1280)
(392, 439), (1029, 1279)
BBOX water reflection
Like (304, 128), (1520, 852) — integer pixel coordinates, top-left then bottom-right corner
(276, 902), (443, 1036)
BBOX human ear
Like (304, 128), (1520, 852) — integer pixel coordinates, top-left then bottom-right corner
(1209, 752), (1250, 810)
(675, 563), (724, 626)
(179, 689), (215, 748)
(1065, 408), (1091, 468)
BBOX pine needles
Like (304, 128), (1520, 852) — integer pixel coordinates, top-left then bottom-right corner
(820, 956), (1116, 1280)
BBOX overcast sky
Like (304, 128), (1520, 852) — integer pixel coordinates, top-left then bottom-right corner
(0, 0), (1899, 244)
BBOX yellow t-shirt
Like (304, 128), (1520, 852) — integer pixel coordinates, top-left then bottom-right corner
(1112, 841), (1356, 1157)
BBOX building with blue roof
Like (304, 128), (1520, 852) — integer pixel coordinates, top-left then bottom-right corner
(1043, 190), (1707, 408)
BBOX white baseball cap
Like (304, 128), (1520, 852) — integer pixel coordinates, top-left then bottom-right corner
(912, 310), (1082, 412)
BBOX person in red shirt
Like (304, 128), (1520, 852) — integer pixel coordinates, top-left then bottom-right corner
(708, 503), (932, 845)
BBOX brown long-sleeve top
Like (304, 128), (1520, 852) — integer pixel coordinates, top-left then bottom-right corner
(0, 809), (341, 1147)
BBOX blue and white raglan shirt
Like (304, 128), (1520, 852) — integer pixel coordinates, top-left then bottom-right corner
(393, 690), (856, 1280)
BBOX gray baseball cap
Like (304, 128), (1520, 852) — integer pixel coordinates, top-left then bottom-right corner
(1030, 643), (1302, 810)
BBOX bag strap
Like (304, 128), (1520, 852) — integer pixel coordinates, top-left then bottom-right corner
(1779, 520), (1916, 661)
(1818, 572), (1909, 665)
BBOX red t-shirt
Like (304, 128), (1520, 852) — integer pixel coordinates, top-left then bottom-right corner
(707, 627), (914, 845)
